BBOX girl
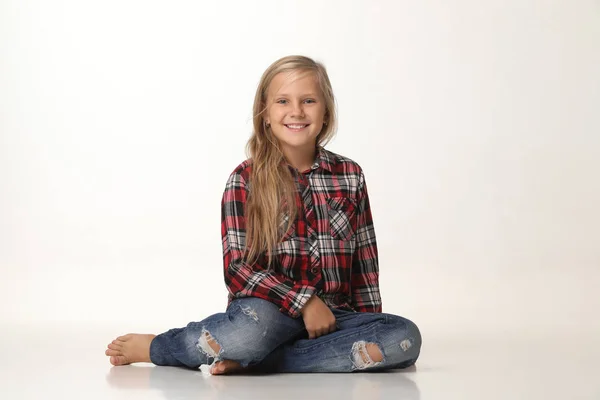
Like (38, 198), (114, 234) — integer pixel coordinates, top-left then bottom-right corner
(105, 55), (422, 374)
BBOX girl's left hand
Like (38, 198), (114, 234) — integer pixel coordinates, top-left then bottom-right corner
(300, 295), (337, 339)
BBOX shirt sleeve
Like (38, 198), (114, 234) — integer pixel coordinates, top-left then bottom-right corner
(351, 169), (383, 313)
(221, 171), (316, 318)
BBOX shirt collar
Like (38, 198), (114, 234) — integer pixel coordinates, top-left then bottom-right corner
(313, 146), (334, 172)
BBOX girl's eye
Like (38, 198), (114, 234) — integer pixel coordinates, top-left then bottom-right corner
(275, 99), (316, 104)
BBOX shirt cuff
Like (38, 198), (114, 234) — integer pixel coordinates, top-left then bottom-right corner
(280, 285), (317, 318)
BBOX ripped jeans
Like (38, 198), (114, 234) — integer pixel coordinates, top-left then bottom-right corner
(149, 297), (421, 373)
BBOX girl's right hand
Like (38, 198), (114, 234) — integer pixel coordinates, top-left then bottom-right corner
(300, 295), (337, 339)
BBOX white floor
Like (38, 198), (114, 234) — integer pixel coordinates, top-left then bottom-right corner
(1, 324), (598, 400)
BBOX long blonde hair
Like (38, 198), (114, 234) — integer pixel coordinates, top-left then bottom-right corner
(245, 55), (337, 266)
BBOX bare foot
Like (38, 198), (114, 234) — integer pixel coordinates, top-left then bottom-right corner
(210, 359), (244, 375)
(105, 334), (156, 366)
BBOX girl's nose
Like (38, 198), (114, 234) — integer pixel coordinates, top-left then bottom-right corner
(290, 103), (305, 117)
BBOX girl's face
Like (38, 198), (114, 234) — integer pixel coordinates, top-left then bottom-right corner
(264, 71), (326, 155)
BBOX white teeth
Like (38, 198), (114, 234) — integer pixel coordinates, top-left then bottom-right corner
(286, 124), (307, 129)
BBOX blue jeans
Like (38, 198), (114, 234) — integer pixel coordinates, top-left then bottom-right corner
(149, 297), (421, 373)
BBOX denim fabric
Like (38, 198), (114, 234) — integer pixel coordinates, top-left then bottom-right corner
(149, 297), (421, 373)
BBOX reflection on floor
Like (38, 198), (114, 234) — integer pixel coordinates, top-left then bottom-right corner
(1, 324), (598, 399)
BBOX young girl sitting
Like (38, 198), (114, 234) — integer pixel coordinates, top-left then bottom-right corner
(105, 55), (422, 374)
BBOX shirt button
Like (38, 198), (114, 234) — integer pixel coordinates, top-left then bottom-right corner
(311, 267), (319, 274)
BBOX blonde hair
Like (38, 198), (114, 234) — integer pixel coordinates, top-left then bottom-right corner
(245, 55), (337, 266)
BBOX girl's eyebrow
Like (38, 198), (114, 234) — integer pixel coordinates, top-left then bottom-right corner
(276, 93), (318, 97)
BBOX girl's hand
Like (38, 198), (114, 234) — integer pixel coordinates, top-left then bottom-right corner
(300, 295), (337, 339)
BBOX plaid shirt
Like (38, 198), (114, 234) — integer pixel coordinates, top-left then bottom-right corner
(221, 147), (382, 318)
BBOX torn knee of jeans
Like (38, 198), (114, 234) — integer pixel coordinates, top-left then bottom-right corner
(239, 305), (259, 322)
(196, 329), (223, 361)
(351, 341), (384, 370)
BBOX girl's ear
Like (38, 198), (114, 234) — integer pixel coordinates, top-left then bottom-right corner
(262, 101), (270, 125)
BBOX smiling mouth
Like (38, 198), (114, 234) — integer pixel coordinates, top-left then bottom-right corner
(285, 124), (309, 131)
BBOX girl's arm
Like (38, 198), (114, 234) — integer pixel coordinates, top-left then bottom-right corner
(221, 171), (316, 318)
(351, 169), (383, 313)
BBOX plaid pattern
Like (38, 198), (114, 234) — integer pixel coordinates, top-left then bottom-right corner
(221, 146), (382, 318)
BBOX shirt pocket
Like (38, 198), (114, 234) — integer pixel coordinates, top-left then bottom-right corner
(326, 197), (358, 241)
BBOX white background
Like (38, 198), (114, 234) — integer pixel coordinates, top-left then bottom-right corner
(1, 0), (599, 341)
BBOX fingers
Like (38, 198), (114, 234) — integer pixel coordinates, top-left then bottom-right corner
(329, 321), (338, 334)
(301, 298), (338, 339)
(307, 322), (338, 339)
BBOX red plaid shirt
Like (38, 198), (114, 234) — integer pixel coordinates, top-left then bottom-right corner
(221, 147), (382, 318)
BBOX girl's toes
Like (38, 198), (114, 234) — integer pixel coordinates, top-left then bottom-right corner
(110, 355), (129, 366)
(108, 343), (122, 350)
(106, 349), (122, 356)
(211, 360), (243, 375)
